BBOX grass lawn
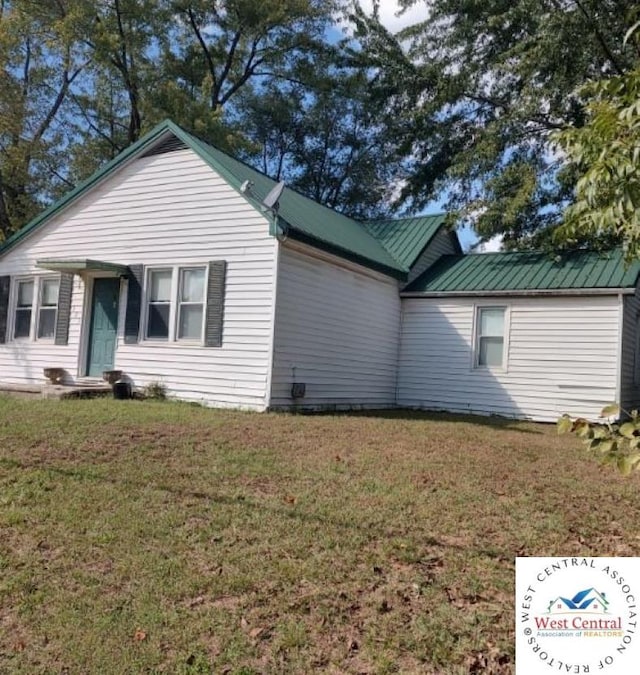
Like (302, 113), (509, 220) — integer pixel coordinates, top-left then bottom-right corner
(1, 398), (640, 674)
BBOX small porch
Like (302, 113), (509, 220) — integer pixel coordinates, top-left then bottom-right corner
(0, 380), (113, 400)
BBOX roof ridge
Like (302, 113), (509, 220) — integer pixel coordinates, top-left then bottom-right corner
(177, 127), (407, 274)
(363, 212), (447, 225)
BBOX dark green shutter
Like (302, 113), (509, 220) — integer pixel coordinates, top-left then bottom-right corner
(0, 276), (10, 344)
(205, 260), (227, 347)
(124, 265), (144, 344)
(54, 273), (74, 345)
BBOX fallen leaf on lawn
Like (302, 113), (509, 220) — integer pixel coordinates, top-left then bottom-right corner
(12, 640), (26, 652)
(134, 629), (147, 642)
(186, 595), (206, 608)
(240, 617), (249, 630)
(249, 626), (266, 639)
(283, 495), (296, 504)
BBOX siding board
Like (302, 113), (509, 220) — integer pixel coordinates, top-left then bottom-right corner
(397, 295), (621, 422)
(0, 148), (276, 409)
(621, 287), (640, 412)
(270, 245), (401, 408)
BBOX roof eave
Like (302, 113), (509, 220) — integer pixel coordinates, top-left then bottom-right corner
(0, 120), (183, 259)
(287, 228), (407, 281)
(401, 287), (636, 298)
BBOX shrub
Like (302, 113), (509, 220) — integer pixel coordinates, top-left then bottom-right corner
(558, 404), (640, 475)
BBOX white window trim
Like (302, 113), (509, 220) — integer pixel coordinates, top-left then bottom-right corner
(11, 276), (36, 341)
(36, 276), (60, 342)
(143, 267), (174, 341)
(9, 275), (61, 342)
(142, 265), (208, 345)
(176, 266), (206, 343)
(471, 304), (511, 372)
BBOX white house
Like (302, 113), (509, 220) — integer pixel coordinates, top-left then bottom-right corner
(0, 120), (638, 422)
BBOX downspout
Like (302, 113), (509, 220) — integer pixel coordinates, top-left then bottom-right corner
(394, 280), (405, 408)
(264, 223), (281, 412)
(615, 292), (624, 408)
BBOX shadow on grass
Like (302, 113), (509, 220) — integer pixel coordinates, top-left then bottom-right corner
(298, 408), (545, 435)
(0, 456), (515, 563)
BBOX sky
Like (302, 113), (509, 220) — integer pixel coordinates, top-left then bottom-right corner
(356, 1), (428, 33)
(352, 2), (492, 252)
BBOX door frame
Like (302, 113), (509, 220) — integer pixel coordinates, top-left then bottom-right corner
(79, 274), (123, 378)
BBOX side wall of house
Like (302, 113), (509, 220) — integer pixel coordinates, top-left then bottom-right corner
(397, 295), (621, 422)
(0, 147), (277, 410)
(406, 229), (459, 285)
(621, 287), (640, 412)
(269, 243), (401, 408)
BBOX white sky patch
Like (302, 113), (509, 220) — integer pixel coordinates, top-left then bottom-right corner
(472, 235), (504, 253)
(355, 1), (428, 34)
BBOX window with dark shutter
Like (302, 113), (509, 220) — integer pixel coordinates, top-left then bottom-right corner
(54, 273), (73, 345)
(204, 261), (227, 347)
(0, 276), (10, 344)
(124, 265), (144, 344)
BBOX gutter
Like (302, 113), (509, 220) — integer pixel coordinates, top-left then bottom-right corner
(401, 288), (636, 298)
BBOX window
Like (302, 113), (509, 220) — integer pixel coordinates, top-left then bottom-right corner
(177, 268), (205, 340)
(146, 269), (172, 339)
(476, 307), (506, 368)
(14, 279), (34, 339)
(144, 266), (208, 342)
(37, 278), (59, 339)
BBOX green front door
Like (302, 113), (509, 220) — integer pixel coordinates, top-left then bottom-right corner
(86, 278), (120, 377)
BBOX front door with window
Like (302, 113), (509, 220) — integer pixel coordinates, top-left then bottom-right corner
(86, 278), (120, 377)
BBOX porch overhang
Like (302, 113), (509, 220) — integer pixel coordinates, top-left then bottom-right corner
(36, 258), (131, 276)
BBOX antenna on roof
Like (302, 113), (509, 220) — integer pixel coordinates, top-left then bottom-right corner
(261, 180), (288, 242)
(240, 179), (253, 194)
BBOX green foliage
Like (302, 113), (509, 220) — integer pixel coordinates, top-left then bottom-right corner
(553, 28), (640, 258)
(237, 66), (400, 219)
(0, 0), (357, 238)
(558, 404), (640, 475)
(352, 0), (640, 247)
(144, 381), (167, 401)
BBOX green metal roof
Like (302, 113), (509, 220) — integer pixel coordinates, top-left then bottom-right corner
(403, 249), (640, 294)
(0, 120), (422, 279)
(362, 214), (459, 269)
(36, 259), (130, 275)
(183, 130), (407, 277)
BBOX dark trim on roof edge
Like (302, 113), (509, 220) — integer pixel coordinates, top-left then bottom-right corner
(286, 228), (407, 281)
(401, 288), (635, 298)
(0, 120), (408, 277)
(408, 226), (462, 270)
(0, 121), (180, 258)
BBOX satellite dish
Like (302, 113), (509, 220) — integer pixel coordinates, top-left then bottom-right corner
(240, 179), (253, 194)
(262, 181), (285, 212)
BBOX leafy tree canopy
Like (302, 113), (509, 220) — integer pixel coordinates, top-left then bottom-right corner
(351, 0), (640, 248)
(553, 24), (640, 258)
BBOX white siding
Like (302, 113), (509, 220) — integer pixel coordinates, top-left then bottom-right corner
(398, 295), (621, 422)
(406, 229), (459, 284)
(621, 287), (640, 413)
(0, 148), (277, 410)
(270, 243), (401, 408)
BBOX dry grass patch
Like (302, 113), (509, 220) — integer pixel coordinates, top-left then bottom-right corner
(1, 398), (640, 674)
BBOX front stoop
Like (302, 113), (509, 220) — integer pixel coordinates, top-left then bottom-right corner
(0, 382), (112, 400)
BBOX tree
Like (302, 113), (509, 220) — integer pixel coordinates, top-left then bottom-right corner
(237, 66), (402, 219)
(552, 25), (640, 258)
(0, 0), (88, 238)
(351, 0), (640, 247)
